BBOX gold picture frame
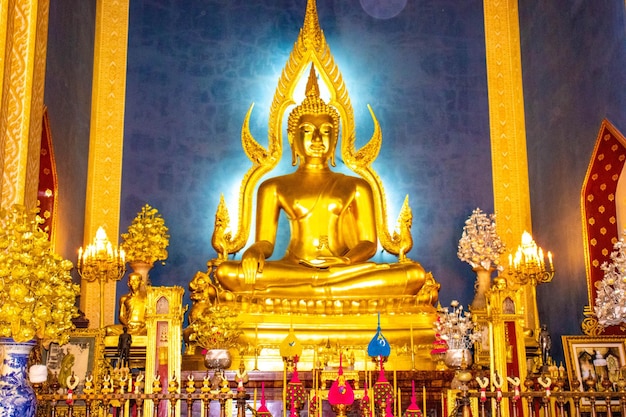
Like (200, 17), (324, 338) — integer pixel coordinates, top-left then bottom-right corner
(562, 335), (626, 402)
(44, 328), (106, 389)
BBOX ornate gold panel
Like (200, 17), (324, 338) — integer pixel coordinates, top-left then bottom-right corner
(80, 0), (130, 327)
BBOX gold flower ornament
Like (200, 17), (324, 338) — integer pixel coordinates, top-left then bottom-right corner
(0, 205), (79, 344)
(190, 305), (243, 350)
(121, 204), (170, 265)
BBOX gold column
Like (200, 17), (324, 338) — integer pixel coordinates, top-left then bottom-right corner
(483, 1), (538, 343)
(0, 0), (49, 208)
(81, 0), (129, 328)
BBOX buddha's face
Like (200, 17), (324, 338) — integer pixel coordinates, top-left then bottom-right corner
(295, 113), (335, 161)
(128, 273), (142, 292)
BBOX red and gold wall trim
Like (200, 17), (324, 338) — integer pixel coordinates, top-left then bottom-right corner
(581, 119), (626, 336)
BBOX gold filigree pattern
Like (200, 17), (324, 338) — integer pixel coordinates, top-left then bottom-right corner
(483, 0), (536, 344)
(582, 305), (603, 336)
(24, 0), (50, 210)
(483, 0), (531, 251)
(0, 0), (48, 207)
(81, 0), (130, 327)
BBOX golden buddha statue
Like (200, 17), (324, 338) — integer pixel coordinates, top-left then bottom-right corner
(192, 0), (440, 372)
(106, 272), (147, 335)
(215, 67), (426, 299)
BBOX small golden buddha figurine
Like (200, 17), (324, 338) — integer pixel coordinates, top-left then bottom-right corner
(107, 272), (147, 335)
(215, 67), (426, 299)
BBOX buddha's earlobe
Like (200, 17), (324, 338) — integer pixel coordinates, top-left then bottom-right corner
(291, 147), (299, 166)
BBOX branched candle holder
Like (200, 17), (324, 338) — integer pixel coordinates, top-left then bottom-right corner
(77, 226), (126, 328)
(507, 231), (554, 285)
(507, 231), (554, 342)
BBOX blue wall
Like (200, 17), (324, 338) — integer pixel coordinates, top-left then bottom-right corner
(120, 0), (492, 311)
(520, 0), (626, 362)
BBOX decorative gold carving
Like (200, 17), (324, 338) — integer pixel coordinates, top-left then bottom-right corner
(0, 0), (49, 207)
(81, 0), (130, 327)
(483, 0), (532, 249)
(483, 0), (537, 348)
(486, 281), (529, 385)
(582, 305), (603, 336)
(0, 2), (7, 96)
(144, 286), (185, 417)
(25, 0), (49, 209)
(212, 195), (232, 262)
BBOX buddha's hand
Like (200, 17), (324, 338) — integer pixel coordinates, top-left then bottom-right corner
(241, 246), (266, 284)
(299, 256), (349, 269)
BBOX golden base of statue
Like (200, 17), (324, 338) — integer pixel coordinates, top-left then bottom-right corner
(184, 308), (437, 372)
(247, 311), (437, 368)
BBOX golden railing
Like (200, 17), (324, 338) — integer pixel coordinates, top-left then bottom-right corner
(35, 390), (250, 417)
(456, 385), (626, 417)
(36, 388), (626, 417)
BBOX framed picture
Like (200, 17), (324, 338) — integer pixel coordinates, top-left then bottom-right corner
(472, 314), (490, 366)
(44, 328), (105, 389)
(562, 335), (626, 397)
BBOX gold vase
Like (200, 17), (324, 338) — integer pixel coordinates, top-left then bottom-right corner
(330, 403), (351, 417)
(471, 267), (494, 310)
(130, 261), (153, 292)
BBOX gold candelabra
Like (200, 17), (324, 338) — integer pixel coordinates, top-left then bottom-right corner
(508, 231), (554, 285)
(77, 226), (126, 328)
(507, 231), (554, 342)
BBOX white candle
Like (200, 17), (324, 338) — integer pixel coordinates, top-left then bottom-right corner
(29, 364), (47, 384)
(548, 251), (553, 270)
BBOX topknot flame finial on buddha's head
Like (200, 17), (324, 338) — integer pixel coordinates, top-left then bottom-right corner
(287, 65), (340, 166)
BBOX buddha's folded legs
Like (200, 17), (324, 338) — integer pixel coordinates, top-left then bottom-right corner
(215, 259), (426, 299)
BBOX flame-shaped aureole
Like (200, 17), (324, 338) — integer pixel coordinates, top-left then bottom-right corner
(213, 0), (411, 257)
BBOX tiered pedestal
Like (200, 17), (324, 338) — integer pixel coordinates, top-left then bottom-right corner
(184, 308), (439, 372)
